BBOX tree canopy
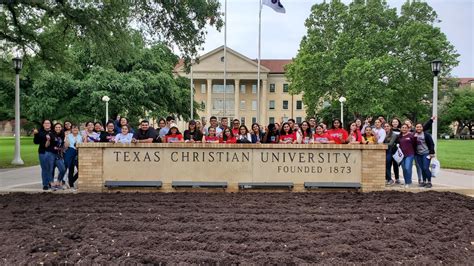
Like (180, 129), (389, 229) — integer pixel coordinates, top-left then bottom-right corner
(286, 0), (459, 122)
(0, 0), (223, 124)
(442, 88), (474, 136)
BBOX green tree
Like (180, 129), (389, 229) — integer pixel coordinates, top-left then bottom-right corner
(24, 42), (198, 124)
(442, 88), (474, 137)
(286, 0), (459, 121)
(0, 0), (223, 67)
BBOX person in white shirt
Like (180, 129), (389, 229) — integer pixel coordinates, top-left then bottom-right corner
(373, 119), (386, 144)
(236, 125), (252, 143)
(115, 125), (134, 144)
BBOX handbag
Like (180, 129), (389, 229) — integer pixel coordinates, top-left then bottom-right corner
(430, 158), (441, 177)
(392, 144), (404, 164)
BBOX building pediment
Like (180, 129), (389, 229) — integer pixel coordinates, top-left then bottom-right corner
(176, 46), (270, 74)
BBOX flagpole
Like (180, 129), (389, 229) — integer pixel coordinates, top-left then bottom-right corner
(223, 0), (227, 118)
(257, 0), (262, 124)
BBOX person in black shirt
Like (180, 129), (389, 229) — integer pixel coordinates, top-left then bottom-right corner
(183, 120), (203, 142)
(49, 123), (67, 190)
(100, 121), (117, 142)
(33, 119), (56, 190)
(132, 120), (157, 143)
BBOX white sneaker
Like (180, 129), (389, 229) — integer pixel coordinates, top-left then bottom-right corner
(404, 184), (412, 189)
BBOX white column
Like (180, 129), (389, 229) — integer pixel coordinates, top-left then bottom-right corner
(206, 79), (212, 119)
(234, 79), (240, 120)
(432, 75), (438, 153)
(260, 79), (268, 124)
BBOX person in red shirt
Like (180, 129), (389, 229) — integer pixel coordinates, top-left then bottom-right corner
(202, 127), (220, 143)
(164, 124), (184, 143)
(220, 128), (236, 143)
(327, 119), (348, 144)
(346, 122), (363, 144)
(313, 125), (335, 144)
(279, 122), (297, 144)
(231, 119), (240, 136)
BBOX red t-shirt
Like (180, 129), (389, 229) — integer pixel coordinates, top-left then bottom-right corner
(220, 136), (236, 143)
(231, 128), (239, 136)
(280, 132), (296, 143)
(204, 136), (220, 143)
(313, 133), (334, 143)
(327, 128), (348, 144)
(348, 130), (363, 143)
(165, 133), (183, 143)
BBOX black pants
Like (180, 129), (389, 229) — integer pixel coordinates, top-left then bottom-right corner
(65, 148), (79, 187)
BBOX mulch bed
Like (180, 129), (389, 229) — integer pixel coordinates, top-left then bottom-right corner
(0, 191), (472, 264)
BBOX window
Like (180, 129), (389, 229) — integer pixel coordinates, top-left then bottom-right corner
(269, 83), (275, 93)
(296, 117), (302, 124)
(269, 117), (275, 124)
(201, 83), (206, 94)
(269, 100), (275, 110)
(282, 100), (288, 110)
(252, 100), (257, 111)
(212, 84), (234, 93)
(240, 84), (246, 94)
(252, 84), (257, 94)
(283, 83), (289, 93)
(240, 100), (246, 110)
(213, 99), (234, 111)
(241, 117), (246, 125)
(296, 100), (303, 110)
(252, 117), (257, 124)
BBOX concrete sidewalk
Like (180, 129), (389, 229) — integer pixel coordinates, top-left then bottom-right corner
(0, 165), (472, 194)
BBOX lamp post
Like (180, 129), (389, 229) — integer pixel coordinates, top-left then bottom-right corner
(102, 95), (110, 123)
(431, 59), (442, 153)
(190, 59), (194, 120)
(338, 96), (346, 127)
(11, 56), (24, 165)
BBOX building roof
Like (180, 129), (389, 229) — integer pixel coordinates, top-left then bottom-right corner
(174, 46), (292, 74)
(255, 59), (293, 74)
(458, 77), (474, 86)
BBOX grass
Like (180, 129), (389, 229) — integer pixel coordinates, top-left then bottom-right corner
(437, 139), (474, 171)
(0, 137), (38, 168)
(0, 137), (472, 170)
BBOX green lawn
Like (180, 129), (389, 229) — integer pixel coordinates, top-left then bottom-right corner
(0, 137), (473, 170)
(437, 139), (474, 171)
(0, 137), (38, 168)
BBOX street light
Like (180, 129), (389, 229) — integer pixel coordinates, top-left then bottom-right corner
(190, 59), (195, 120)
(431, 59), (442, 153)
(11, 56), (24, 165)
(338, 96), (346, 127)
(102, 95), (110, 123)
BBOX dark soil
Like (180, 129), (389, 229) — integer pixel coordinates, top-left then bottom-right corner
(0, 191), (472, 264)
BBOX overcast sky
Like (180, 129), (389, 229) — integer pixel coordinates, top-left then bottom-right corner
(199, 0), (473, 77)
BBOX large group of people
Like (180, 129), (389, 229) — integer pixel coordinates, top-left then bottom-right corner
(33, 114), (436, 191)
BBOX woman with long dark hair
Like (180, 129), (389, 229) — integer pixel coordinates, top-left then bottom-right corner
(83, 121), (100, 143)
(346, 122), (363, 144)
(299, 121), (313, 144)
(64, 124), (82, 190)
(220, 127), (236, 144)
(50, 123), (66, 190)
(236, 125), (252, 143)
(279, 122), (297, 144)
(383, 123), (398, 185)
(33, 119), (55, 190)
(184, 120), (203, 143)
(263, 123), (279, 144)
(327, 118), (348, 144)
(397, 124), (417, 188)
(250, 123), (264, 143)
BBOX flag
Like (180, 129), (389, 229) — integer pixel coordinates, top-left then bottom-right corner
(262, 0), (286, 14)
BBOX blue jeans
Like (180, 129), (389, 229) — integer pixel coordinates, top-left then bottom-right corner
(39, 152), (55, 187)
(385, 150), (393, 181)
(401, 155), (414, 185)
(53, 155), (66, 183)
(415, 153), (432, 183)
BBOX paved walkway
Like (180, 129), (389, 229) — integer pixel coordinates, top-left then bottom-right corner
(0, 165), (472, 194)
